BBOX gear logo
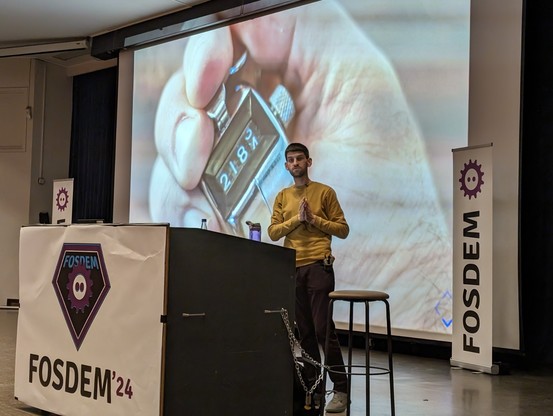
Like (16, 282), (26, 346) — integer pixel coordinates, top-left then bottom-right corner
(459, 159), (485, 199)
(52, 244), (111, 350)
(66, 263), (94, 313)
(56, 187), (70, 211)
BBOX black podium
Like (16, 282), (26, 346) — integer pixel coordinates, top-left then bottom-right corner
(163, 228), (296, 416)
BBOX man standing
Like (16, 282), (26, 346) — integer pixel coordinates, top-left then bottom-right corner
(268, 142), (349, 413)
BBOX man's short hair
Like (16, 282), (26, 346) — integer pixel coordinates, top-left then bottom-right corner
(285, 142), (309, 159)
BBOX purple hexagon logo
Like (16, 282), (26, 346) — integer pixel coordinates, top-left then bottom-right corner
(52, 243), (111, 350)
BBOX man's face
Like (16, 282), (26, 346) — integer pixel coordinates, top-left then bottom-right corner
(285, 151), (312, 178)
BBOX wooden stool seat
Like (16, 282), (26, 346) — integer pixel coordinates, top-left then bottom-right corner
(329, 290), (389, 302)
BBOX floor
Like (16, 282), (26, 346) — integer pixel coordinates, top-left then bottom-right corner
(2, 308), (553, 416)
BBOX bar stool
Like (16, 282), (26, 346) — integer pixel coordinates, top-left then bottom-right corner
(322, 290), (395, 416)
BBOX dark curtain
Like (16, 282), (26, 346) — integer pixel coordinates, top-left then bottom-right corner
(519, 0), (553, 365)
(69, 67), (117, 223)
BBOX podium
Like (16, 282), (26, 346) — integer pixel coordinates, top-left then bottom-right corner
(15, 224), (296, 416)
(164, 228), (296, 415)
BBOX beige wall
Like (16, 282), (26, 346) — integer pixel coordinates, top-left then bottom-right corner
(28, 61), (73, 225)
(0, 59), (33, 305)
(469, 0), (522, 349)
(0, 59), (72, 305)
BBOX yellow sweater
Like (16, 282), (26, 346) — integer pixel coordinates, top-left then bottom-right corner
(268, 181), (349, 267)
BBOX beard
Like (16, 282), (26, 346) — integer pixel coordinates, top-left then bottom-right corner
(290, 167), (307, 178)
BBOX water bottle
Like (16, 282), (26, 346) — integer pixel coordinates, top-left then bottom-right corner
(246, 221), (261, 241)
(200, 219), (208, 230)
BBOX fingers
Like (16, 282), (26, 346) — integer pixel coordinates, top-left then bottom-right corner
(298, 197), (311, 222)
(149, 156), (220, 230)
(183, 26), (234, 109)
(229, 13), (296, 71)
(154, 71), (214, 190)
(149, 156), (190, 225)
(302, 198), (314, 224)
(154, 26), (235, 191)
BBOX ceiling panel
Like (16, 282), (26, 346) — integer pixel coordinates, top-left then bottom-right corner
(0, 0), (209, 45)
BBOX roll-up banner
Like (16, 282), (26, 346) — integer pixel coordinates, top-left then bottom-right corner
(15, 224), (168, 415)
(450, 144), (498, 374)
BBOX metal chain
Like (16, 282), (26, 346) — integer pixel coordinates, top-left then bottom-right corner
(280, 308), (326, 409)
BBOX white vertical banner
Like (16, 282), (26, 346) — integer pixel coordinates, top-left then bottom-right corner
(451, 144), (497, 374)
(52, 178), (74, 225)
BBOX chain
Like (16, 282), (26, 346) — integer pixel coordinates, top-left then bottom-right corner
(280, 308), (326, 410)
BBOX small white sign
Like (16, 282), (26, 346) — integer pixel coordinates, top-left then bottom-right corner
(52, 178), (74, 225)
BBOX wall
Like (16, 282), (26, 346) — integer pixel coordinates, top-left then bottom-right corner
(28, 61), (73, 224)
(469, 0), (523, 349)
(0, 58), (33, 305)
(0, 59), (72, 305)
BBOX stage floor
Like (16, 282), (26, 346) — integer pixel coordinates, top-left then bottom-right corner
(1, 308), (552, 416)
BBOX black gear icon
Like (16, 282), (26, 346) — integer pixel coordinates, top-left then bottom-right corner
(459, 159), (485, 199)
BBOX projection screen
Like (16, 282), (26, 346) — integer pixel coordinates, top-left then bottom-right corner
(125, 0), (471, 340)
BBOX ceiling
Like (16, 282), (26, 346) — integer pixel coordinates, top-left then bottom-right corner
(0, 0), (210, 69)
(0, 0), (305, 72)
(0, 0), (210, 44)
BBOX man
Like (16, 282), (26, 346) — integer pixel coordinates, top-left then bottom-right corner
(268, 142), (349, 413)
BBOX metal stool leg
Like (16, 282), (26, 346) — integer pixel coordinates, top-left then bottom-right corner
(365, 300), (371, 416)
(322, 299), (335, 415)
(384, 299), (395, 416)
(346, 301), (354, 416)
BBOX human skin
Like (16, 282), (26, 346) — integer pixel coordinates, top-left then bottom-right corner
(149, 0), (451, 332)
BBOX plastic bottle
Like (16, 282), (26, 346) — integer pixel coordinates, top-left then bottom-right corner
(200, 219), (208, 230)
(246, 221), (261, 241)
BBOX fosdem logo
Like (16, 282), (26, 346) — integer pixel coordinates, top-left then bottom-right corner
(459, 159), (485, 199)
(52, 244), (111, 350)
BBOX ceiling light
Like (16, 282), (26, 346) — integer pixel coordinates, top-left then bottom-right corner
(0, 39), (88, 58)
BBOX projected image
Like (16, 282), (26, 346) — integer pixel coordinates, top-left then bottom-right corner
(130, 0), (470, 336)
